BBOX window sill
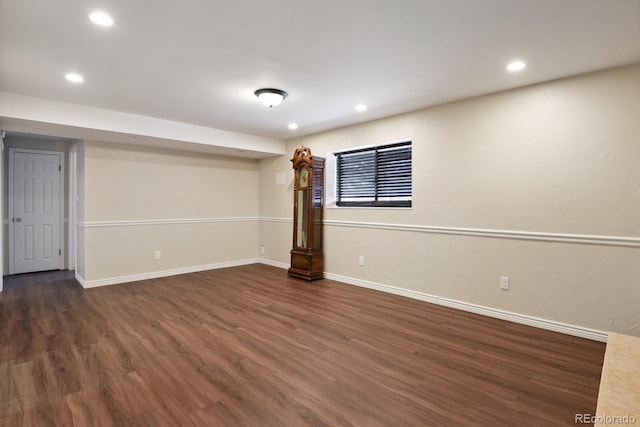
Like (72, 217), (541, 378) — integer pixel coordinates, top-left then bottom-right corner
(326, 205), (413, 211)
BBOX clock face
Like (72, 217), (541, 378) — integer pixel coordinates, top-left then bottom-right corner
(299, 166), (309, 188)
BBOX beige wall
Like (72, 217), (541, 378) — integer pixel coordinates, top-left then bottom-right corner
(259, 63), (640, 336)
(80, 141), (260, 283)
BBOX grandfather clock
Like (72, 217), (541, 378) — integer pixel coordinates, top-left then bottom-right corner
(288, 146), (325, 281)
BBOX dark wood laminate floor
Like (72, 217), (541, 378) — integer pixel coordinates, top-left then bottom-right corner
(1, 264), (605, 426)
(2, 270), (76, 292)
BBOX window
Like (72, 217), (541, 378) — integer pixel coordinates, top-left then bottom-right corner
(335, 140), (412, 207)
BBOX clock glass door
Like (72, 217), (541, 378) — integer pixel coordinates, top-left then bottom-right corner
(296, 189), (308, 248)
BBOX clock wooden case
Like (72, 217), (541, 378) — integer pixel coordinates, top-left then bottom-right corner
(288, 146), (325, 281)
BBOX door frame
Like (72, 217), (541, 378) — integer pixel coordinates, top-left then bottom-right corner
(8, 148), (65, 275)
(68, 146), (77, 271)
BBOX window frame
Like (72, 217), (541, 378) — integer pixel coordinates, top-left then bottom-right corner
(334, 140), (412, 208)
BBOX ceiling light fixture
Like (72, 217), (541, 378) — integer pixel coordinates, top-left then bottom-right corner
(89, 12), (114, 26)
(65, 73), (84, 83)
(288, 123), (299, 130)
(507, 60), (526, 72)
(255, 88), (288, 108)
(355, 104), (367, 112)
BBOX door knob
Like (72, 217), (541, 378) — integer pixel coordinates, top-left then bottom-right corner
(15, 218), (21, 222)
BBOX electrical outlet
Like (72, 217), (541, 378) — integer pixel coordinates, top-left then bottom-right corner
(260, 244), (265, 255)
(154, 250), (161, 260)
(359, 255), (365, 266)
(500, 276), (510, 290)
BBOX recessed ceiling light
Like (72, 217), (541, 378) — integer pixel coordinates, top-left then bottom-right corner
(507, 60), (526, 72)
(65, 73), (84, 83)
(288, 123), (299, 130)
(89, 12), (114, 26)
(355, 104), (367, 112)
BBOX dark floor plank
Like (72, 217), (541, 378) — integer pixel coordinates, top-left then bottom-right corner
(1, 264), (605, 426)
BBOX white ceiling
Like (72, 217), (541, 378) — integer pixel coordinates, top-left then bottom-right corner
(1, 0), (640, 144)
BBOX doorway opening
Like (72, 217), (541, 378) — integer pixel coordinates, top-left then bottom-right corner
(1, 132), (78, 291)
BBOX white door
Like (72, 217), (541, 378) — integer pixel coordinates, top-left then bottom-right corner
(10, 149), (64, 274)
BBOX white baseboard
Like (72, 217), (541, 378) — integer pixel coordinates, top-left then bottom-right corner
(81, 258), (261, 289)
(323, 271), (608, 342)
(74, 271), (86, 287)
(78, 257), (608, 342)
(259, 258), (289, 269)
(258, 259), (608, 343)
